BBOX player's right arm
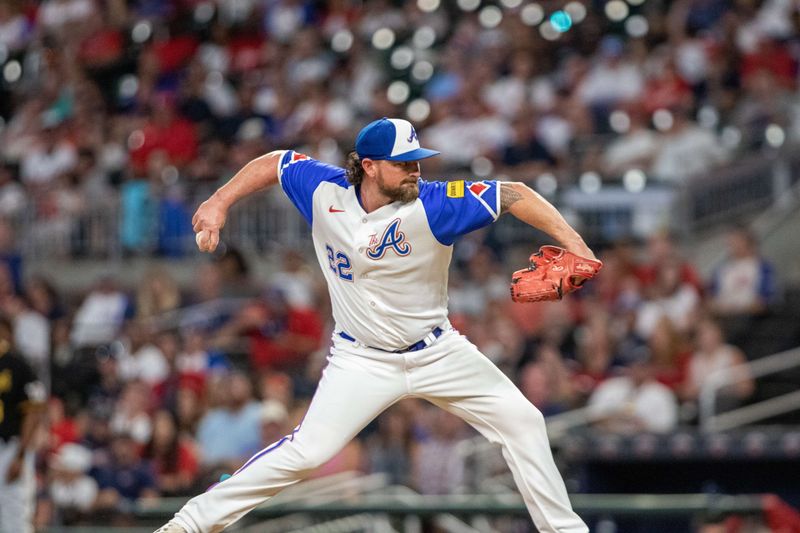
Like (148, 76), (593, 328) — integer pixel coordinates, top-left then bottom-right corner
(193, 151), (284, 252)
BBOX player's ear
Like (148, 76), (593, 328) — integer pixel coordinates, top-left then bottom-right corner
(361, 158), (378, 177)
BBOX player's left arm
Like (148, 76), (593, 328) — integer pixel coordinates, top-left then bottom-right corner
(499, 182), (597, 260)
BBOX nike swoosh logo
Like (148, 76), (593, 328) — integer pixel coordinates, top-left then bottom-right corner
(328, 206), (345, 213)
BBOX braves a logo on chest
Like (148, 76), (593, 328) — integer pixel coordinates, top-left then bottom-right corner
(367, 218), (412, 259)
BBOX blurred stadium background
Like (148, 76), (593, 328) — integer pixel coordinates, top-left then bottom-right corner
(2, 0), (800, 531)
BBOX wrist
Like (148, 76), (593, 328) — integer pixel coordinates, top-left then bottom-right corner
(561, 236), (590, 255)
(211, 190), (233, 210)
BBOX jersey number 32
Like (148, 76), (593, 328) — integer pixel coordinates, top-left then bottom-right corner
(326, 244), (353, 282)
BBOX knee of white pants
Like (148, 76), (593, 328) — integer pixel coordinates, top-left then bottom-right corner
(282, 438), (342, 473)
(296, 448), (333, 472)
(510, 402), (546, 431)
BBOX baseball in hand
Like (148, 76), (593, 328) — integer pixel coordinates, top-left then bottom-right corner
(196, 230), (208, 249)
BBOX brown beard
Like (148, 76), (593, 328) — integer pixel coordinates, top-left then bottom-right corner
(376, 173), (419, 203)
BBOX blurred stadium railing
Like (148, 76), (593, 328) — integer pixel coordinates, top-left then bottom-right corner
(41, 488), (789, 533)
(700, 346), (800, 432)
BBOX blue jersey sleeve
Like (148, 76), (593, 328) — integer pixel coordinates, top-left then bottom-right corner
(277, 150), (350, 225)
(419, 179), (501, 245)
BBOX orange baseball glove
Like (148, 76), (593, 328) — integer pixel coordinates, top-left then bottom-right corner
(510, 245), (603, 302)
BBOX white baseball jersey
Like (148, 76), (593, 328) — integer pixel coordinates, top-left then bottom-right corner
(167, 150), (588, 533)
(277, 150), (501, 350)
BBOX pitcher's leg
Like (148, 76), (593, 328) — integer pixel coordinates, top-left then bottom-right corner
(414, 334), (587, 533)
(172, 348), (405, 533)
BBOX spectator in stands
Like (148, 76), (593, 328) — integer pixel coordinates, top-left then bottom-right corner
(482, 52), (532, 119)
(87, 346), (123, 421)
(182, 263), (223, 325)
(576, 36), (645, 131)
(136, 267), (181, 320)
(128, 93), (198, 175)
(641, 53), (693, 116)
(174, 327), (213, 387)
(412, 409), (468, 495)
(152, 331), (185, 410)
(709, 225), (778, 317)
(497, 117), (558, 177)
(646, 317), (691, 391)
(602, 103), (660, 179)
(24, 275), (65, 321)
(740, 37), (797, 91)
(650, 103), (728, 183)
(216, 286), (323, 373)
(46, 443), (98, 525)
(43, 166), (90, 257)
(0, 219), (23, 294)
(365, 405), (416, 486)
(587, 347), (679, 433)
(47, 397), (82, 454)
(425, 94), (513, 168)
(682, 317), (754, 409)
(76, 11), (126, 91)
(270, 249), (319, 310)
(92, 432), (159, 519)
(733, 69), (794, 150)
(119, 172), (155, 255)
(635, 259), (701, 338)
(0, 293), (51, 384)
(520, 361), (571, 417)
(571, 315), (617, 401)
(195, 371), (262, 470)
(637, 231), (703, 292)
(467, 300), (524, 373)
(38, 0), (95, 40)
(215, 247), (256, 298)
(142, 410), (199, 497)
(175, 386), (203, 436)
(257, 400), (290, 455)
(519, 343), (576, 414)
(448, 246), (508, 318)
(0, 1), (29, 52)
(157, 184), (194, 257)
(0, 162), (27, 218)
(258, 370), (295, 408)
(109, 381), (153, 445)
(19, 119), (78, 188)
(51, 328), (99, 412)
(116, 321), (169, 386)
(709, 225), (779, 346)
(70, 276), (130, 348)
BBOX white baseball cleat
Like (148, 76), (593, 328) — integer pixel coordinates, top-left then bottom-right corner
(153, 522), (187, 533)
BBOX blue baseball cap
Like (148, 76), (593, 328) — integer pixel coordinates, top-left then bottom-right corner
(355, 118), (440, 161)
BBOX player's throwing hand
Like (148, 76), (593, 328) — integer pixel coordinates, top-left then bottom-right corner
(192, 198), (227, 253)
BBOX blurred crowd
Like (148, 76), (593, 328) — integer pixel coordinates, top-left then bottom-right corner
(0, 214), (784, 528)
(1, 0), (800, 257)
(0, 0), (797, 528)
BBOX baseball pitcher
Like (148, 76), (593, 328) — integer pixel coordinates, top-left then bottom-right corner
(157, 118), (600, 533)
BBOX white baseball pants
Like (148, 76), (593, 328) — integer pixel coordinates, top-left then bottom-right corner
(171, 329), (587, 533)
(0, 439), (35, 533)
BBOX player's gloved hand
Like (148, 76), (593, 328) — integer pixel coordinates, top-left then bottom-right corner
(193, 197), (228, 253)
(510, 245), (602, 302)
